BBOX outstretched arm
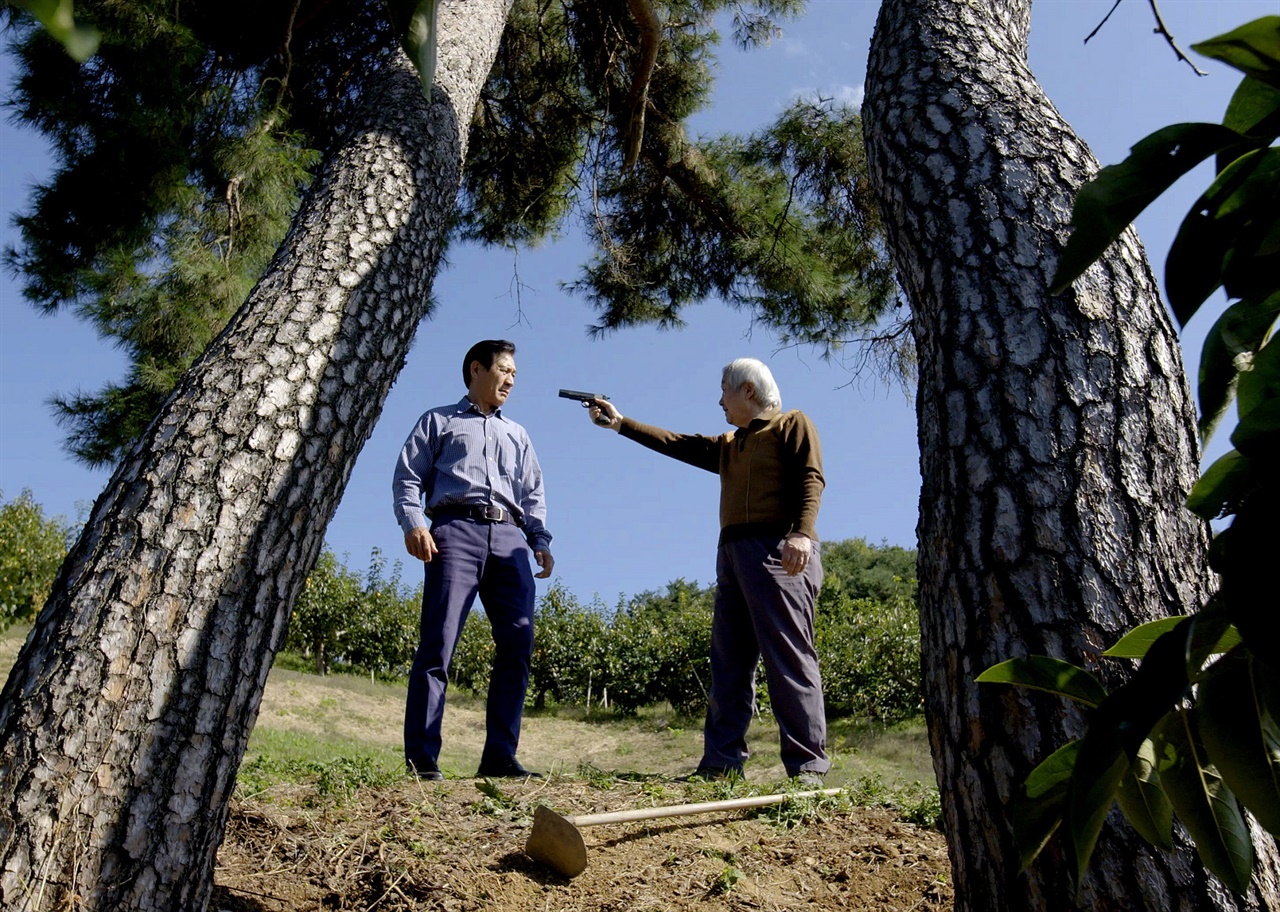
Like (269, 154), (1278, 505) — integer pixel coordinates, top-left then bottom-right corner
(589, 398), (721, 475)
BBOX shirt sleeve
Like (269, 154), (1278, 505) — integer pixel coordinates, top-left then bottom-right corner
(784, 411), (825, 541)
(516, 432), (553, 552)
(619, 417), (721, 474)
(392, 412), (435, 534)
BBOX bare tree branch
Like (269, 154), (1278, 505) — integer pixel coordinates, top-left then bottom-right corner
(1084, 0), (1207, 76)
(1084, 0), (1124, 44)
(623, 0), (661, 169)
(1146, 0), (1208, 76)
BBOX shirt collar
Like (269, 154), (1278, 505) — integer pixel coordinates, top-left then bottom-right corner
(455, 395), (504, 420)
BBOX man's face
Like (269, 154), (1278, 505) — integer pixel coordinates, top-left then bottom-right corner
(469, 352), (516, 412)
(719, 379), (754, 428)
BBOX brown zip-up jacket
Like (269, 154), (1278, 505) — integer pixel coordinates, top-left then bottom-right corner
(619, 410), (824, 541)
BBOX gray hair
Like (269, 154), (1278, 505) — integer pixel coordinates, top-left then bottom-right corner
(722, 358), (781, 409)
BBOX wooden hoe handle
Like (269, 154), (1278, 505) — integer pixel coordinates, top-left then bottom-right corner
(567, 788), (842, 828)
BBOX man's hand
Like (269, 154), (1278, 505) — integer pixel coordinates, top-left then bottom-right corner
(589, 398), (623, 431)
(405, 526), (438, 563)
(780, 533), (812, 576)
(534, 549), (555, 579)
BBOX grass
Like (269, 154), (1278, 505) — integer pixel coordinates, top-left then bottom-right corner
(2, 625), (941, 827)
(0, 622), (27, 677)
(242, 729), (404, 778)
(827, 715), (935, 783)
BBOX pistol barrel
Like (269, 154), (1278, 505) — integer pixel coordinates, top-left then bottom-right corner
(558, 389), (609, 402)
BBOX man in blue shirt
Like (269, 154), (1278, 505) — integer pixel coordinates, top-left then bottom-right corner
(393, 340), (553, 780)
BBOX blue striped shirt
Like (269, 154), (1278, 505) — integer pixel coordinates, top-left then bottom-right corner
(393, 397), (551, 551)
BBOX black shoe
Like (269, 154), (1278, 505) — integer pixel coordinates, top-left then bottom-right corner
(475, 757), (542, 779)
(675, 764), (744, 783)
(792, 771), (826, 788)
(408, 757), (444, 781)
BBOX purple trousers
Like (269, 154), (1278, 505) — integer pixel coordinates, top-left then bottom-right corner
(701, 534), (829, 777)
(404, 516), (535, 770)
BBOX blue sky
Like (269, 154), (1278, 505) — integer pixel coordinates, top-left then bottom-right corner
(0, 1), (1267, 606)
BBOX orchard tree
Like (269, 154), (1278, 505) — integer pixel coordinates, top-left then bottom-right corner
(0, 490), (71, 630)
(286, 548), (363, 676)
(863, 1), (1278, 910)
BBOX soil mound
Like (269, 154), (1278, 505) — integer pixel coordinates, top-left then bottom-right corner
(215, 776), (951, 911)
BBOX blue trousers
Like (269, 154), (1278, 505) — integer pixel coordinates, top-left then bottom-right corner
(701, 535), (829, 777)
(404, 516), (536, 769)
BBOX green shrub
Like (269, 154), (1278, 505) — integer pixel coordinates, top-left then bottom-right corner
(601, 579), (714, 715)
(288, 548), (418, 678)
(340, 553), (419, 679)
(529, 583), (609, 708)
(0, 489), (72, 630)
(820, 538), (917, 603)
(599, 609), (666, 714)
(816, 586), (922, 722)
(450, 608), (495, 693)
(282, 540), (923, 725)
(287, 548), (362, 674)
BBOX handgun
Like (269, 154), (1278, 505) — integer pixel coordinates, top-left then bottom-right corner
(558, 389), (610, 403)
(558, 389), (612, 425)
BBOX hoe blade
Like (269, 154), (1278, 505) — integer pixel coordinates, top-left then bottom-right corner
(525, 805), (588, 878)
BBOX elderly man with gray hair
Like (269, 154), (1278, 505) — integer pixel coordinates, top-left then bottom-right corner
(584, 358), (829, 786)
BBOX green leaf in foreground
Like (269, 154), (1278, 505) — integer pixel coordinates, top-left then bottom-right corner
(1103, 618), (1187, 660)
(1186, 608), (1243, 680)
(1101, 610), (1239, 678)
(1232, 397), (1280, 462)
(1192, 16), (1280, 91)
(1197, 655), (1280, 837)
(388, 0), (441, 96)
(1153, 710), (1254, 894)
(1115, 737), (1173, 851)
(1186, 449), (1255, 521)
(11, 0), (100, 61)
(1067, 726), (1129, 889)
(1235, 330), (1280, 434)
(1050, 123), (1251, 295)
(1167, 148), (1278, 327)
(1012, 740), (1080, 869)
(1217, 150), (1280, 305)
(976, 657), (1108, 707)
(1165, 202), (1226, 326)
(1221, 75), (1280, 144)
(1065, 624), (1193, 887)
(1197, 291), (1280, 445)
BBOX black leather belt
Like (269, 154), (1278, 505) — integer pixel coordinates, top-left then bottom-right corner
(432, 503), (519, 525)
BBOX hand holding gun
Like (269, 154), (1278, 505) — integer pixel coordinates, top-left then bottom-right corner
(559, 389), (615, 427)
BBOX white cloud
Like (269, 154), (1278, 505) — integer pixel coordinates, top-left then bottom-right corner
(789, 83), (866, 111)
(779, 36), (810, 58)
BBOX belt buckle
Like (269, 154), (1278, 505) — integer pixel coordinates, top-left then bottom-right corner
(481, 504), (505, 523)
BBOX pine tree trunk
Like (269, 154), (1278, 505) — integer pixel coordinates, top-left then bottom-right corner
(863, 1), (1278, 909)
(0, 3), (512, 910)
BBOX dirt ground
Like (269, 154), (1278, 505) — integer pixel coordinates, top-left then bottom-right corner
(215, 669), (951, 910)
(214, 776), (952, 912)
(0, 632), (951, 911)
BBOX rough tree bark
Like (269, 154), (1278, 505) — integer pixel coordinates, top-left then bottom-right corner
(0, 2), (513, 910)
(863, 1), (1278, 910)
